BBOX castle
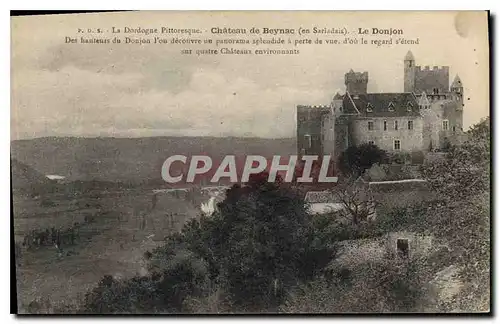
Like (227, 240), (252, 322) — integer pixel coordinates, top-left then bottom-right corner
(297, 51), (465, 160)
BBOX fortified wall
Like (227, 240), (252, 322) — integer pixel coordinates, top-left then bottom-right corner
(413, 65), (449, 94)
(296, 105), (331, 156)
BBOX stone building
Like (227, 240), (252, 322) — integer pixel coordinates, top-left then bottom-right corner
(297, 51), (465, 159)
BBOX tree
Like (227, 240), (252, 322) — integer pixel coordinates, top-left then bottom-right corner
(146, 172), (335, 311)
(338, 143), (387, 177)
(421, 117), (490, 311)
(81, 172), (340, 313)
(332, 177), (378, 226)
(82, 256), (209, 314)
(193, 173), (333, 310)
(422, 119), (489, 201)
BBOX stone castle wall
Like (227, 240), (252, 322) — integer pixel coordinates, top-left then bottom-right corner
(351, 116), (424, 152)
(414, 65), (450, 94)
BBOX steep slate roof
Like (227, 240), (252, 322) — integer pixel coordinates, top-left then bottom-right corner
(343, 92), (421, 117)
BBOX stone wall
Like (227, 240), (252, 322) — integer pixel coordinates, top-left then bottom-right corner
(297, 105), (330, 155)
(421, 99), (463, 151)
(330, 231), (435, 269)
(386, 231), (434, 258)
(421, 104), (442, 151)
(414, 66), (450, 94)
(351, 116), (424, 152)
(321, 113), (335, 156)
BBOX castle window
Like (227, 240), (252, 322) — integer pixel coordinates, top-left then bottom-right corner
(394, 140), (401, 151)
(394, 120), (399, 130)
(368, 121), (374, 131)
(368, 140), (375, 145)
(396, 239), (409, 258)
(388, 102), (395, 111)
(408, 120), (414, 130)
(367, 103), (374, 112)
(383, 120), (387, 131)
(453, 126), (456, 133)
(442, 120), (449, 131)
(407, 102), (413, 112)
(304, 134), (312, 148)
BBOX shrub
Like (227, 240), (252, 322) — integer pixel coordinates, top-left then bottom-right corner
(338, 143), (387, 177)
(82, 255), (209, 314)
(280, 256), (430, 313)
(148, 173), (337, 311)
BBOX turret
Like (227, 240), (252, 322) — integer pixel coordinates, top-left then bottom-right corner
(451, 75), (463, 93)
(404, 50), (416, 92)
(344, 69), (368, 95)
(332, 91), (344, 117)
(451, 74), (464, 104)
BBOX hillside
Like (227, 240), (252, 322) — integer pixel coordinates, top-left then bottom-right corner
(11, 136), (296, 184)
(11, 158), (55, 194)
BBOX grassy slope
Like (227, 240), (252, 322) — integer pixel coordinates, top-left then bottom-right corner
(15, 190), (201, 313)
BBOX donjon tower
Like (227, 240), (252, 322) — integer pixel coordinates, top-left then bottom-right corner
(344, 69), (369, 95)
(403, 50), (450, 94)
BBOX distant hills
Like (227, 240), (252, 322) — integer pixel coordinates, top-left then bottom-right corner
(11, 136), (296, 185)
(11, 158), (55, 194)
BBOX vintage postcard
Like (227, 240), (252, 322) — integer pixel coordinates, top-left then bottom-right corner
(11, 11), (490, 314)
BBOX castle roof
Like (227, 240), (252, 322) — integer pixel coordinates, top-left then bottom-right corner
(451, 74), (462, 88)
(333, 92), (343, 100)
(343, 92), (421, 117)
(405, 50), (415, 61)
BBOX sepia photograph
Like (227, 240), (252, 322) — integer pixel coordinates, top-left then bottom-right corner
(10, 10), (490, 314)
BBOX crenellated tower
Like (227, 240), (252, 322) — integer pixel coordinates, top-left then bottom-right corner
(344, 69), (368, 95)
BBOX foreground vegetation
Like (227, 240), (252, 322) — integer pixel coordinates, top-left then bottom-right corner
(21, 118), (490, 314)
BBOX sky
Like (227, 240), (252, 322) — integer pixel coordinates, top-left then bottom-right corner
(11, 11), (489, 140)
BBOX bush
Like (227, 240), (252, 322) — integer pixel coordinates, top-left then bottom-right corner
(193, 178), (334, 309)
(147, 173), (337, 311)
(338, 143), (387, 177)
(82, 255), (209, 314)
(280, 256), (430, 313)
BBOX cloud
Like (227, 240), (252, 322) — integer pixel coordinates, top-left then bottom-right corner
(11, 65), (330, 139)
